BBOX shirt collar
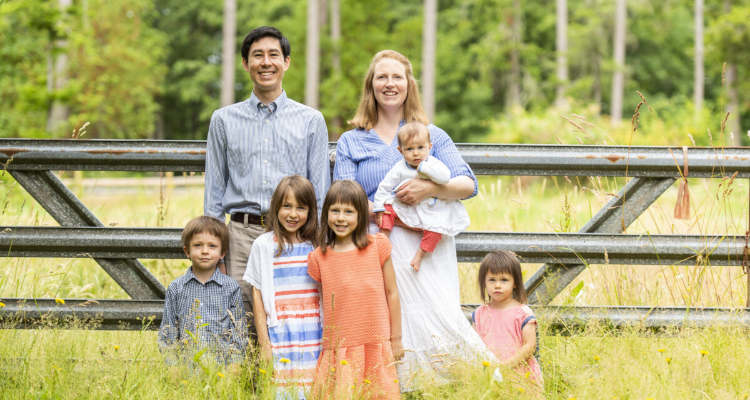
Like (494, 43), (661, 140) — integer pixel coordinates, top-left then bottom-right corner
(249, 90), (287, 114)
(183, 266), (223, 286)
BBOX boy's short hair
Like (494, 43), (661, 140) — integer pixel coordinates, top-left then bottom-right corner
(181, 216), (229, 254)
(397, 122), (431, 147)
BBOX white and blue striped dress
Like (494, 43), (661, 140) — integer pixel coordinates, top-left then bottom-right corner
(267, 242), (322, 398)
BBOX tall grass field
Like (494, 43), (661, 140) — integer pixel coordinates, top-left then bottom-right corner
(1, 114), (750, 398)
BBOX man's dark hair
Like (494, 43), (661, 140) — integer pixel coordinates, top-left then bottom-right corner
(241, 26), (291, 61)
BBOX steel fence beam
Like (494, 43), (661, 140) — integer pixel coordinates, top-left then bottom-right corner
(1, 140), (206, 172)
(526, 177), (676, 305)
(8, 171), (165, 300)
(462, 304), (750, 328)
(3, 139), (750, 177)
(3, 298), (749, 330)
(0, 299), (163, 331)
(2, 226), (746, 266)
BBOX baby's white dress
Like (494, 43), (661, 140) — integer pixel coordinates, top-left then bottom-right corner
(372, 156), (470, 235)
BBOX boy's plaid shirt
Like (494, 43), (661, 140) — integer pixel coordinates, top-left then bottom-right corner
(158, 267), (247, 365)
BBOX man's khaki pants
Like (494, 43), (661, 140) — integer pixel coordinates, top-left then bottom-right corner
(226, 220), (265, 348)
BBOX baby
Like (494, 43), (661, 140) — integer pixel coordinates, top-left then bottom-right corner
(374, 122), (470, 271)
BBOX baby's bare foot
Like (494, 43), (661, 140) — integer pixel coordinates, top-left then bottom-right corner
(411, 248), (426, 272)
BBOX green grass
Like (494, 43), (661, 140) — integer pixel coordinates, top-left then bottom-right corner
(1, 120), (750, 397)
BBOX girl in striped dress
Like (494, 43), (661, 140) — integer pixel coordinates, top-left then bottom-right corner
(243, 175), (323, 399)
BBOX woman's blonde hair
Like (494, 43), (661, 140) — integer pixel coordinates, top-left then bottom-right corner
(348, 50), (430, 130)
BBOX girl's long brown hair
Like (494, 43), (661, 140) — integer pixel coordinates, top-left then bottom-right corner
(348, 50), (430, 130)
(319, 180), (370, 253)
(265, 175), (319, 256)
(477, 250), (527, 304)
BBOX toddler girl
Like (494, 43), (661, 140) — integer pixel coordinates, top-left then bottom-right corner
(473, 250), (543, 389)
(373, 122), (470, 271)
(243, 175), (322, 399)
(307, 180), (403, 399)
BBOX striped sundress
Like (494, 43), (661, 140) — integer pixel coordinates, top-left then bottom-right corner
(267, 242), (323, 399)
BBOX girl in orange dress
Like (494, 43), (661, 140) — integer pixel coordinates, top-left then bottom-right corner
(307, 180), (403, 399)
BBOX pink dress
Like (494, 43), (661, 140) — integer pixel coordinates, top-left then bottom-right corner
(473, 304), (543, 387)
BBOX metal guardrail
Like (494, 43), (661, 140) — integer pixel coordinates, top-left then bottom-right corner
(2, 139), (749, 177)
(1, 227), (746, 266)
(1, 139), (750, 330)
(2, 298), (749, 331)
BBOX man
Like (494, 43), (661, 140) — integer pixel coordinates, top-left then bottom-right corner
(204, 26), (330, 341)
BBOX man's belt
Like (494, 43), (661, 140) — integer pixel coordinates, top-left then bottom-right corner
(230, 213), (266, 227)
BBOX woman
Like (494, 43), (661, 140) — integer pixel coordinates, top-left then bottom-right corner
(333, 50), (496, 391)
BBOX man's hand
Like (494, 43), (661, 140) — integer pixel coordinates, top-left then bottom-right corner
(395, 179), (436, 205)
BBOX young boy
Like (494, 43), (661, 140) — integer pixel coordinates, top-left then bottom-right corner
(158, 216), (247, 367)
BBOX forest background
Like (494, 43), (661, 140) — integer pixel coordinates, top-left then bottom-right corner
(2, 0), (750, 146)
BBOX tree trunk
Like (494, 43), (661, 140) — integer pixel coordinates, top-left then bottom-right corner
(422, 0), (437, 121)
(220, 0), (237, 107)
(305, 0), (320, 109)
(508, 0), (522, 108)
(47, 0), (72, 134)
(330, 0), (342, 139)
(611, 0), (626, 124)
(724, 0), (741, 146)
(694, 0), (704, 120)
(555, 0), (568, 108)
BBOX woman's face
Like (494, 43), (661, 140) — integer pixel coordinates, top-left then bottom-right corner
(372, 58), (408, 112)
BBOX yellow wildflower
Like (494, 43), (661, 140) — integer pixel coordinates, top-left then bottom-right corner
(525, 371), (531, 378)
(518, 387), (526, 393)
(0, 302), (5, 308)
(593, 356), (601, 361)
(340, 360), (348, 366)
(665, 357), (672, 364)
(330, 367), (336, 372)
(394, 379), (399, 383)
(113, 345), (120, 350)
(55, 298), (65, 305)
(280, 358), (291, 364)
(258, 368), (267, 374)
(180, 380), (188, 385)
(588, 378), (594, 383)
(482, 360), (491, 367)
(657, 348), (665, 353)
(699, 350), (708, 356)
(217, 372), (225, 378)
(364, 379), (371, 384)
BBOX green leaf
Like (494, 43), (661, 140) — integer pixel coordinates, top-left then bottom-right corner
(571, 280), (584, 299)
(193, 348), (207, 363)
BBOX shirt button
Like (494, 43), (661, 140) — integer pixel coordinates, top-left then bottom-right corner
(264, 139), (268, 143)
(265, 119), (268, 123)
(263, 180), (267, 185)
(263, 160), (268, 164)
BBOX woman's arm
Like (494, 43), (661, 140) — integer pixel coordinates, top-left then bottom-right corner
(382, 257), (403, 360)
(252, 287), (273, 362)
(394, 175), (475, 205)
(501, 322), (537, 369)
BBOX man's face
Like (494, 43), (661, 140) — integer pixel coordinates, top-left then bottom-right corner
(243, 36), (290, 97)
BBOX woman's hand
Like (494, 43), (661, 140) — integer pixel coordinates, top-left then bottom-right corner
(395, 175), (475, 205)
(394, 179), (436, 205)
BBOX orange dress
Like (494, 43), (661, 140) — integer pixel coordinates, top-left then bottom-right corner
(307, 234), (399, 399)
